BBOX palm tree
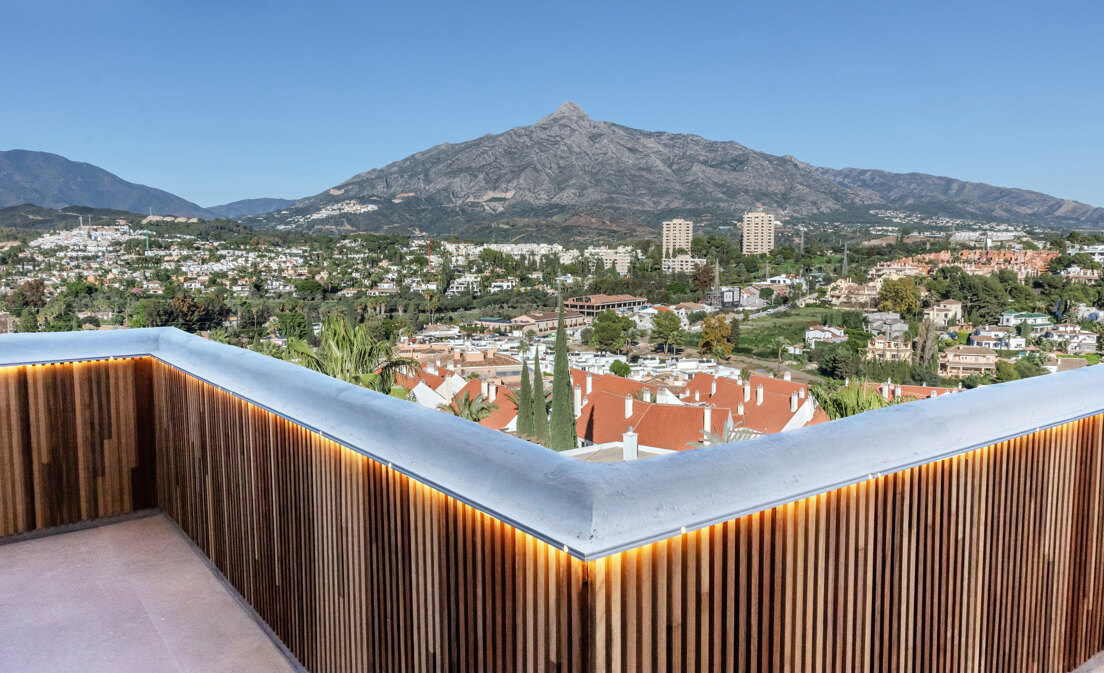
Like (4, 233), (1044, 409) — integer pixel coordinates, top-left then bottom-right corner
(769, 336), (789, 373)
(288, 313), (416, 396)
(688, 414), (758, 449)
(439, 392), (498, 422)
(809, 381), (912, 420)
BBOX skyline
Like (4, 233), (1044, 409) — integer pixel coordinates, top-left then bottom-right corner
(2, 0), (1102, 208)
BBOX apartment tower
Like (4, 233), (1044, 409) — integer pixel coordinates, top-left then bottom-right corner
(742, 211), (776, 254)
(662, 218), (694, 258)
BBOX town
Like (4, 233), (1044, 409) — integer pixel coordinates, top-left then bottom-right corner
(3, 209), (1103, 458)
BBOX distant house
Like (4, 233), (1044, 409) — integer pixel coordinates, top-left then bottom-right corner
(864, 311), (909, 340)
(999, 311), (1053, 332)
(866, 335), (913, 362)
(923, 300), (963, 327)
(939, 345), (997, 377)
(968, 325), (1026, 351)
(510, 309), (589, 336)
(805, 325), (847, 348)
(1044, 324), (1098, 354)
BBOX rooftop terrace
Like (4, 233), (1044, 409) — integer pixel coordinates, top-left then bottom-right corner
(3, 327), (1104, 672)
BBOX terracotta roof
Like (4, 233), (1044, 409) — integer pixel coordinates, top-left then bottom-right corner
(681, 373), (811, 435)
(568, 368), (658, 398)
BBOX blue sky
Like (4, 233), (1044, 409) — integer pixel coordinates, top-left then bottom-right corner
(1, 0), (1101, 207)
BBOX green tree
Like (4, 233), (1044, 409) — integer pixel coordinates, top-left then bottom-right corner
(650, 311), (684, 354)
(548, 303), (576, 451)
(994, 360), (1019, 383)
(516, 356), (534, 438)
(728, 318), (741, 351)
(810, 381), (909, 420)
(288, 313), (415, 395)
(915, 319), (939, 367)
(277, 311), (311, 341)
(589, 310), (633, 353)
(878, 278), (920, 315)
(610, 359), (631, 377)
(440, 392), (498, 422)
(17, 308), (37, 333)
(530, 347), (549, 443)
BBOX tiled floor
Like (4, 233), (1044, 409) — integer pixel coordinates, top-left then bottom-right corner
(0, 514), (299, 673)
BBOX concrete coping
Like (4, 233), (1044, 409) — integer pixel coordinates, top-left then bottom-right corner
(2, 327), (1103, 560)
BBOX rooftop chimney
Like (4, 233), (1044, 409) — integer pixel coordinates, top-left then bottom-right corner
(880, 382), (890, 400)
(694, 390), (700, 402)
(756, 384), (764, 406)
(488, 383), (497, 402)
(790, 391), (798, 413)
(480, 379), (489, 398)
(643, 387), (652, 403)
(625, 394), (633, 419)
(710, 378), (717, 396)
(737, 402), (744, 416)
(743, 381), (751, 402)
(586, 373), (593, 394)
(703, 405), (712, 434)
(930, 390), (938, 399)
(894, 384), (902, 398)
(799, 387), (805, 399)
(622, 427), (639, 461)
(574, 385), (582, 417)
(783, 371), (791, 381)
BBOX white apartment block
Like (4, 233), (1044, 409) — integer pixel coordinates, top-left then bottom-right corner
(662, 219), (694, 258)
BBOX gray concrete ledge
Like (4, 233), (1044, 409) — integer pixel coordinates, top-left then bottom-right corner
(3, 328), (1103, 560)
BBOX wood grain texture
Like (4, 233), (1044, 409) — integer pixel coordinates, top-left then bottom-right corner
(4, 357), (1104, 672)
(0, 358), (154, 536)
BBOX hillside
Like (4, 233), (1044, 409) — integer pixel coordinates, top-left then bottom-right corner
(0, 150), (213, 218)
(253, 103), (1104, 237)
(207, 197), (295, 219)
(0, 203), (144, 231)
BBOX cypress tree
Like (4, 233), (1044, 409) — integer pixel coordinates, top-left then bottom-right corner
(531, 346), (548, 443)
(548, 301), (576, 451)
(516, 356), (533, 437)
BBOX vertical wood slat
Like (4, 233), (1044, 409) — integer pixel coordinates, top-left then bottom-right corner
(6, 357), (1104, 673)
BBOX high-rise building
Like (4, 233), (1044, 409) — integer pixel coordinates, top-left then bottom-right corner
(742, 211), (776, 254)
(662, 218), (694, 258)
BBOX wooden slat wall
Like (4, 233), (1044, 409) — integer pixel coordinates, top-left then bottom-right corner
(152, 360), (590, 673)
(590, 416), (1104, 673)
(0, 358), (155, 536)
(5, 357), (1104, 673)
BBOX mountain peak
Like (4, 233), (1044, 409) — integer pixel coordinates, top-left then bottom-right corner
(541, 101), (588, 123)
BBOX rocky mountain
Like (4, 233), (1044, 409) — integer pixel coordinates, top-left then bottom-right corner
(206, 197), (295, 219)
(0, 150), (214, 219)
(262, 102), (1104, 236)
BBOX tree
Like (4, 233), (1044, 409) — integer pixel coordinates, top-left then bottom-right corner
(878, 278), (920, 315)
(516, 356), (534, 437)
(288, 313), (416, 395)
(692, 264), (714, 292)
(769, 336), (789, 372)
(759, 287), (775, 304)
(650, 311), (684, 354)
(440, 392), (498, 422)
(698, 315), (733, 358)
(994, 360), (1019, 383)
(728, 318), (741, 351)
(530, 347), (549, 443)
(277, 311), (311, 341)
(548, 302), (576, 452)
(17, 308), (37, 333)
(915, 319), (939, 367)
(589, 310), (633, 353)
(809, 381), (909, 420)
(20, 279), (46, 309)
(610, 359), (631, 377)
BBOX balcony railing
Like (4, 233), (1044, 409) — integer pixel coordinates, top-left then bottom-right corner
(2, 327), (1104, 672)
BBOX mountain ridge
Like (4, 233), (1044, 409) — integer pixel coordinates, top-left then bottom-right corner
(0, 149), (215, 218)
(264, 102), (1104, 234)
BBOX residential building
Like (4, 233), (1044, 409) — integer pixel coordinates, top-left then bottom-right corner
(0, 313), (18, 334)
(509, 309), (589, 336)
(705, 286), (744, 309)
(661, 218), (694, 258)
(924, 299), (963, 327)
(741, 211), (775, 255)
(805, 325), (848, 348)
(564, 293), (648, 316)
(661, 255), (705, 273)
(939, 345), (998, 376)
(866, 335), (913, 362)
(968, 325), (1026, 350)
(865, 311), (909, 340)
(1044, 324), (1099, 354)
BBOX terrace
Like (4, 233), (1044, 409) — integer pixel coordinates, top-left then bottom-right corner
(2, 327), (1104, 672)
